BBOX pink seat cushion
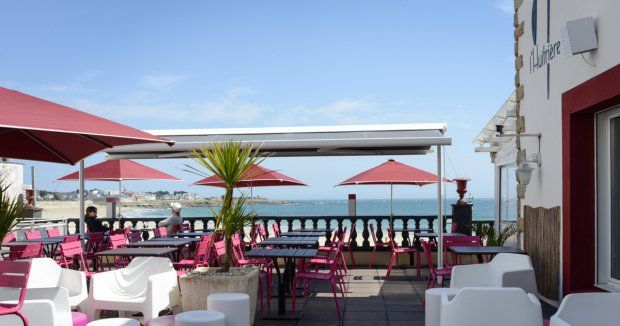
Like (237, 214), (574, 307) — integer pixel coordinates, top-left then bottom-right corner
(72, 312), (88, 326)
(543, 319), (550, 326)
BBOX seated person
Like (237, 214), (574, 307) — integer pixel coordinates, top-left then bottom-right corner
(84, 206), (112, 233)
(158, 202), (184, 235)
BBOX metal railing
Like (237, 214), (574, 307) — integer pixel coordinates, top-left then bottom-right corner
(62, 215), (494, 250)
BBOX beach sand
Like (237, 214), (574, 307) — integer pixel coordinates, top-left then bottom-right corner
(38, 200), (113, 219)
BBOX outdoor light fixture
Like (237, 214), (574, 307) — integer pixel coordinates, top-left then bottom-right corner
(516, 162), (535, 186)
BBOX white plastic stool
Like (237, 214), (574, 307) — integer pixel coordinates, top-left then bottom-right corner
(425, 287), (459, 326)
(145, 315), (175, 326)
(175, 310), (225, 326)
(87, 318), (141, 326)
(207, 293), (250, 326)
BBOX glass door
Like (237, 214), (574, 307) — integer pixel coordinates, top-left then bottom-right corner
(596, 107), (620, 288)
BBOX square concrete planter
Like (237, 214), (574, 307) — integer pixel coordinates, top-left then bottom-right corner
(179, 266), (259, 324)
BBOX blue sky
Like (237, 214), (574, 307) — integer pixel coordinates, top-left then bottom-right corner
(1, 0), (515, 200)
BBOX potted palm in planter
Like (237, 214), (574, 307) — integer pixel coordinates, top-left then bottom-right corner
(179, 142), (264, 322)
(0, 173), (26, 243)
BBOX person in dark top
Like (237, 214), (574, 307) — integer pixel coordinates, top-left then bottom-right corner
(84, 206), (111, 233)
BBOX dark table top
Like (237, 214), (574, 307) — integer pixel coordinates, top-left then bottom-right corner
(392, 228), (433, 233)
(95, 247), (177, 257)
(258, 236), (318, 247)
(414, 232), (466, 238)
(245, 248), (318, 259)
(4, 237), (64, 246)
(293, 228), (334, 233)
(146, 237), (199, 242)
(125, 239), (195, 248)
(449, 246), (527, 255)
(279, 231), (325, 237)
(172, 231), (213, 238)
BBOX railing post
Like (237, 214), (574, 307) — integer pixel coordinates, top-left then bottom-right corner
(402, 217), (410, 247)
(325, 219), (333, 246)
(350, 218), (358, 248)
(300, 217), (307, 230)
(286, 218), (294, 232)
(375, 218), (384, 244)
(337, 218), (344, 239)
(312, 218), (318, 230)
(362, 218), (370, 249)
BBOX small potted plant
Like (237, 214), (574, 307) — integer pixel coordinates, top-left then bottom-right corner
(0, 173), (26, 243)
(179, 142), (264, 322)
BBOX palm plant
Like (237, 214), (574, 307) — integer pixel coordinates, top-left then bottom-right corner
(185, 141), (264, 272)
(474, 223), (516, 246)
(0, 173), (26, 243)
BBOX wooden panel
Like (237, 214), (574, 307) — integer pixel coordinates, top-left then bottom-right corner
(524, 205), (560, 300)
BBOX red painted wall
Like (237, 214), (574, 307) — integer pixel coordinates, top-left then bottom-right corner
(562, 63), (620, 295)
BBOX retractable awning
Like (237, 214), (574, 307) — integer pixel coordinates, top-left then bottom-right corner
(105, 123), (451, 159)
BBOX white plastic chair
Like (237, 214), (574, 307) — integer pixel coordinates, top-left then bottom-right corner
(439, 287), (543, 326)
(450, 253), (538, 294)
(27, 257), (88, 311)
(0, 287), (73, 326)
(87, 257), (180, 324)
(550, 292), (620, 326)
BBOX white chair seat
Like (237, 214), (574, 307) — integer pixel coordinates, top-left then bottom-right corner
(550, 292), (620, 325)
(28, 258), (88, 311)
(0, 287), (72, 326)
(87, 318), (141, 326)
(175, 311), (226, 326)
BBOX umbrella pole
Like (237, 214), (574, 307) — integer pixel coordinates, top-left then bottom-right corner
(118, 180), (122, 218)
(437, 145), (444, 271)
(79, 160), (85, 239)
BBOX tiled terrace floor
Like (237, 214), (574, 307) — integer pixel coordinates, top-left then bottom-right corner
(255, 267), (428, 326)
(254, 267), (557, 326)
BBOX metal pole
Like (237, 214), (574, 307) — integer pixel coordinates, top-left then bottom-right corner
(390, 184), (393, 216)
(437, 145), (444, 269)
(118, 180), (122, 217)
(31, 166), (36, 207)
(79, 160), (85, 238)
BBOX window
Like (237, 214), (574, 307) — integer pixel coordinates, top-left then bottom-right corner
(499, 164), (518, 223)
(596, 107), (620, 290)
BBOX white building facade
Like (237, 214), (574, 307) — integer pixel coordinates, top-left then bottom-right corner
(477, 0), (620, 300)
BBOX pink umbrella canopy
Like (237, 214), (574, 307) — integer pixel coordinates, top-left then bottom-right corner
(57, 159), (181, 181)
(337, 158), (449, 186)
(0, 87), (173, 165)
(337, 158), (450, 215)
(193, 164), (307, 188)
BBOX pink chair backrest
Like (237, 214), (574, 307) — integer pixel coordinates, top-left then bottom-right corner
(258, 224), (267, 240)
(9, 243), (43, 260)
(421, 240), (436, 272)
(191, 240), (211, 268)
(0, 260), (31, 314)
(123, 226), (132, 234)
(327, 242), (345, 275)
(128, 231), (142, 243)
(346, 223), (355, 245)
(2, 233), (16, 244)
(153, 226), (167, 238)
(386, 227), (398, 249)
(170, 224), (181, 235)
(214, 240), (227, 258)
(86, 232), (106, 254)
(24, 230), (41, 240)
(59, 241), (89, 271)
(109, 234), (126, 249)
(46, 228), (61, 238)
(63, 234), (80, 243)
(272, 223), (281, 237)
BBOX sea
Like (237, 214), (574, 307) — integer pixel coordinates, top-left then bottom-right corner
(124, 198), (494, 231)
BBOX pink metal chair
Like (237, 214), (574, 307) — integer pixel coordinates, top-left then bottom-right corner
(0, 260), (32, 325)
(368, 223), (390, 268)
(271, 223), (281, 237)
(127, 231), (142, 243)
(292, 242), (346, 320)
(84, 232), (105, 271)
(443, 235), (481, 266)
(173, 235), (213, 276)
(59, 240), (94, 278)
(8, 243), (43, 261)
(24, 230), (42, 240)
(421, 240), (452, 289)
(2, 233), (16, 244)
(63, 234), (80, 242)
(108, 233), (129, 268)
(257, 224), (267, 241)
(46, 228), (62, 238)
(169, 224), (181, 235)
(181, 222), (191, 232)
(386, 227), (420, 279)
